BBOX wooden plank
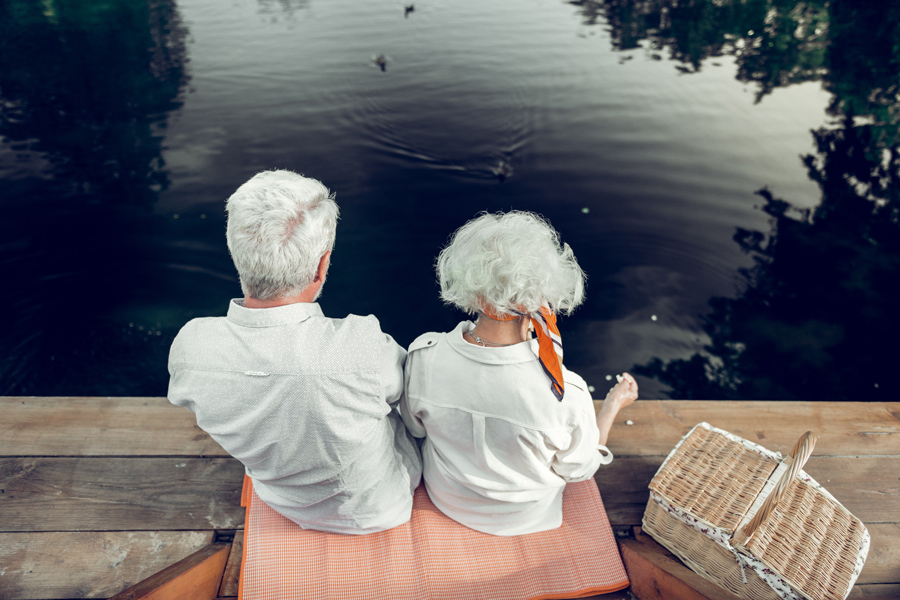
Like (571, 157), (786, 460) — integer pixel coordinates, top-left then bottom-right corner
(2, 454), (892, 532)
(594, 456), (900, 526)
(604, 401), (900, 457)
(619, 530), (743, 600)
(0, 397), (226, 457)
(110, 542), (230, 600)
(0, 457), (244, 532)
(862, 523), (900, 586)
(217, 530), (243, 597)
(3, 398), (897, 458)
(0, 531), (214, 600)
(594, 456), (661, 527)
(849, 584), (900, 599)
(0, 397), (896, 599)
(811, 462), (900, 525)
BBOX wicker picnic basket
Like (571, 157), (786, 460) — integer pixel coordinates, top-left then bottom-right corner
(642, 423), (870, 600)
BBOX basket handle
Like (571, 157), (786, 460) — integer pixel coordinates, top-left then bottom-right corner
(740, 431), (818, 539)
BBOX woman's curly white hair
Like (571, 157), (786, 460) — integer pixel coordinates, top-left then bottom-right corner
(437, 211), (585, 316)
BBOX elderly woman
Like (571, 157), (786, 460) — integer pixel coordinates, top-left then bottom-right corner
(401, 211), (637, 536)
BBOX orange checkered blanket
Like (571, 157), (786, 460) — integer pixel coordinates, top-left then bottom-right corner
(239, 478), (629, 600)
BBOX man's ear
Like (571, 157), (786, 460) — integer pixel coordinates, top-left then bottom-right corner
(314, 251), (332, 282)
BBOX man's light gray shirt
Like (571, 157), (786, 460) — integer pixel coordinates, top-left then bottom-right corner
(167, 300), (422, 535)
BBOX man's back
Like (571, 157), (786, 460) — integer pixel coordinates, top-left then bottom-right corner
(168, 299), (422, 534)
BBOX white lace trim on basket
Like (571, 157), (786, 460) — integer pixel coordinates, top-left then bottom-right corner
(648, 491), (806, 600)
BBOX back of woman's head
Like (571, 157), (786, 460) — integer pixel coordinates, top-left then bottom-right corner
(437, 211), (585, 316)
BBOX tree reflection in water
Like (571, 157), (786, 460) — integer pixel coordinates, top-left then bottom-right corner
(0, 0), (189, 394)
(638, 120), (900, 400)
(3, 0), (898, 400)
(577, 0), (900, 400)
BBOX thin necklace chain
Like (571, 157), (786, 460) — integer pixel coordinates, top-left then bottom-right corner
(467, 329), (517, 347)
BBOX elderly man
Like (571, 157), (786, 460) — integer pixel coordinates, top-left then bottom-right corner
(167, 170), (422, 534)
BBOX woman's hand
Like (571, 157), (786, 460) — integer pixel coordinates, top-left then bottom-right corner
(604, 372), (638, 411)
(596, 372), (638, 447)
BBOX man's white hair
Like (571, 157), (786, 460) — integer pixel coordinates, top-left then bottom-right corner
(437, 211), (585, 316)
(226, 170), (339, 301)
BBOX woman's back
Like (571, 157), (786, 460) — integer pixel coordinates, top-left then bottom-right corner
(402, 321), (603, 536)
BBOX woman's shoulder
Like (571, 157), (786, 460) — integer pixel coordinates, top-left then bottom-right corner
(408, 321), (469, 353)
(409, 331), (443, 353)
(561, 367), (590, 393)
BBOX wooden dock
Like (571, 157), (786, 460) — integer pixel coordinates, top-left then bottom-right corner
(1, 398), (897, 599)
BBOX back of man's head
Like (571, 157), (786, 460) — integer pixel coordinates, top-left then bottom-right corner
(226, 170), (339, 301)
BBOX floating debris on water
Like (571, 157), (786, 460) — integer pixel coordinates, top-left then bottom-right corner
(491, 159), (512, 181)
(373, 54), (387, 71)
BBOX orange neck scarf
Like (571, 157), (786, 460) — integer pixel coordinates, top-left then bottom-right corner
(482, 306), (565, 401)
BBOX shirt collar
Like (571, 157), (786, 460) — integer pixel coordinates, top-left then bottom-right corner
(446, 321), (540, 365)
(226, 298), (324, 328)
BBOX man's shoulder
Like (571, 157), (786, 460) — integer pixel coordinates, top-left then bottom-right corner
(179, 315), (227, 331)
(329, 312), (380, 330)
(316, 313), (405, 365)
(325, 313), (390, 343)
(175, 317), (228, 343)
(171, 316), (228, 345)
(168, 316), (228, 359)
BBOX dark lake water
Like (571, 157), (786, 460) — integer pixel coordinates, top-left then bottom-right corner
(2, 0), (898, 400)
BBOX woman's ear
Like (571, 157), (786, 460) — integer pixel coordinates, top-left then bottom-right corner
(519, 315), (531, 339)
